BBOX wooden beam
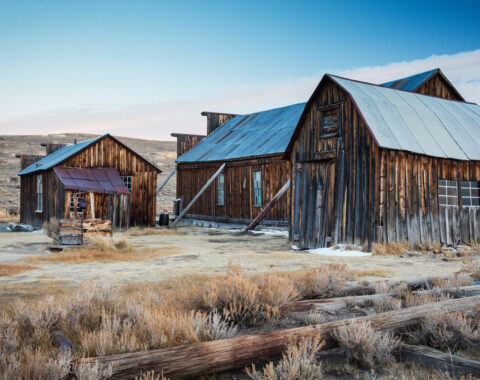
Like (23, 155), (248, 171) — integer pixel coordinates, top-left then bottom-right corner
(288, 284), (480, 317)
(243, 179), (291, 233)
(89, 192), (95, 219)
(156, 167), (177, 195)
(72, 295), (480, 379)
(400, 343), (480, 377)
(171, 163), (226, 227)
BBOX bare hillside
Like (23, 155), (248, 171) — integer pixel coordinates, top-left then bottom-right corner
(0, 133), (177, 214)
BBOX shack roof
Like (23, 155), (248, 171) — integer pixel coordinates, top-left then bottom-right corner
(17, 134), (161, 175)
(54, 167), (130, 195)
(381, 68), (464, 101)
(285, 74), (480, 161)
(176, 102), (306, 163)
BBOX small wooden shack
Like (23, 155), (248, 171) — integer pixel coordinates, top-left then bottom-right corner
(17, 134), (161, 227)
(284, 74), (480, 249)
(172, 69), (463, 226)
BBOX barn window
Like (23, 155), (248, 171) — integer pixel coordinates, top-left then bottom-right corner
(253, 170), (262, 207)
(35, 175), (43, 212)
(319, 106), (339, 137)
(438, 179), (458, 206)
(461, 181), (480, 207)
(217, 173), (225, 206)
(120, 176), (132, 191)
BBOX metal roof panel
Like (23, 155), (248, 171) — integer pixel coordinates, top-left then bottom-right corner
(54, 167), (129, 195)
(381, 69), (437, 91)
(177, 102), (306, 162)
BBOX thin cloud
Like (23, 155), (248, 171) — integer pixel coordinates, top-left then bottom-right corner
(1, 49), (479, 140)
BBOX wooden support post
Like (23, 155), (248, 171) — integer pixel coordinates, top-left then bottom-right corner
(157, 167), (177, 195)
(400, 343), (480, 377)
(244, 179), (291, 233)
(171, 163), (226, 227)
(112, 195), (117, 229)
(89, 192), (95, 219)
(72, 295), (480, 379)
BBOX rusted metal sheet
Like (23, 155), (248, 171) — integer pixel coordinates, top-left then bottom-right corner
(54, 167), (129, 195)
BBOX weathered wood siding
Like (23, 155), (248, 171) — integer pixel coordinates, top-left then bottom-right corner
(289, 79), (375, 248)
(176, 156), (290, 222)
(173, 134), (205, 157)
(20, 135), (158, 227)
(289, 77), (480, 248)
(416, 73), (463, 101)
(61, 136), (157, 226)
(375, 149), (480, 246)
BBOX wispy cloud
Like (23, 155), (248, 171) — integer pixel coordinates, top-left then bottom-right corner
(1, 49), (479, 140)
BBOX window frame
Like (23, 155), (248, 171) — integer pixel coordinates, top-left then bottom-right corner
(438, 179), (458, 207)
(120, 176), (132, 191)
(253, 170), (262, 207)
(461, 180), (480, 207)
(69, 195), (86, 216)
(35, 175), (43, 212)
(217, 173), (225, 206)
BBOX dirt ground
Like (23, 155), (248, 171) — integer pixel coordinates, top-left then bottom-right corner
(0, 224), (471, 289)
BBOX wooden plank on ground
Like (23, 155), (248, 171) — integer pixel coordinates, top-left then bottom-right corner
(72, 295), (480, 379)
(400, 343), (480, 377)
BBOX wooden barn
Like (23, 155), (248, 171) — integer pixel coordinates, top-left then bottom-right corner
(172, 68), (463, 226)
(284, 74), (480, 249)
(173, 105), (305, 224)
(17, 134), (161, 227)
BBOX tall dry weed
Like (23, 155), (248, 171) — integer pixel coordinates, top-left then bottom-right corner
(245, 338), (324, 380)
(334, 320), (400, 369)
(295, 263), (348, 298)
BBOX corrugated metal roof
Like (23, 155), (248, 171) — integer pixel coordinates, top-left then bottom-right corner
(18, 135), (105, 175)
(380, 69), (438, 91)
(330, 75), (480, 160)
(54, 167), (130, 195)
(176, 103), (306, 162)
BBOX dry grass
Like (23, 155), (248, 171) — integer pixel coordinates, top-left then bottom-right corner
(126, 227), (183, 237)
(373, 296), (402, 313)
(372, 242), (413, 256)
(245, 338), (324, 380)
(0, 263), (38, 277)
(412, 312), (480, 351)
(0, 263), (351, 379)
(334, 320), (400, 369)
(352, 269), (394, 279)
(25, 236), (179, 264)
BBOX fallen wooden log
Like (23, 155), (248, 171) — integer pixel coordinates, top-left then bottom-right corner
(400, 343), (480, 377)
(288, 284), (480, 316)
(340, 274), (452, 297)
(72, 295), (480, 379)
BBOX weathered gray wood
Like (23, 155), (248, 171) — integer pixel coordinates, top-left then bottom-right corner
(172, 163), (226, 227)
(73, 295), (480, 379)
(156, 167), (177, 195)
(400, 343), (480, 377)
(244, 179), (290, 232)
(289, 284), (480, 317)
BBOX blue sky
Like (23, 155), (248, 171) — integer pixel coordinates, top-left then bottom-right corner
(0, 0), (479, 139)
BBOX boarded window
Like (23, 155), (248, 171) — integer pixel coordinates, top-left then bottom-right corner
(120, 176), (132, 191)
(321, 108), (338, 135)
(253, 170), (262, 207)
(438, 179), (458, 206)
(461, 181), (480, 207)
(217, 173), (225, 206)
(36, 175), (43, 212)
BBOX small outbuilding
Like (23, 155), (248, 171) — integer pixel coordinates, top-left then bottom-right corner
(284, 74), (480, 249)
(17, 134), (161, 227)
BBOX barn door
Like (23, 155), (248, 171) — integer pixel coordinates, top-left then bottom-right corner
(298, 161), (336, 248)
